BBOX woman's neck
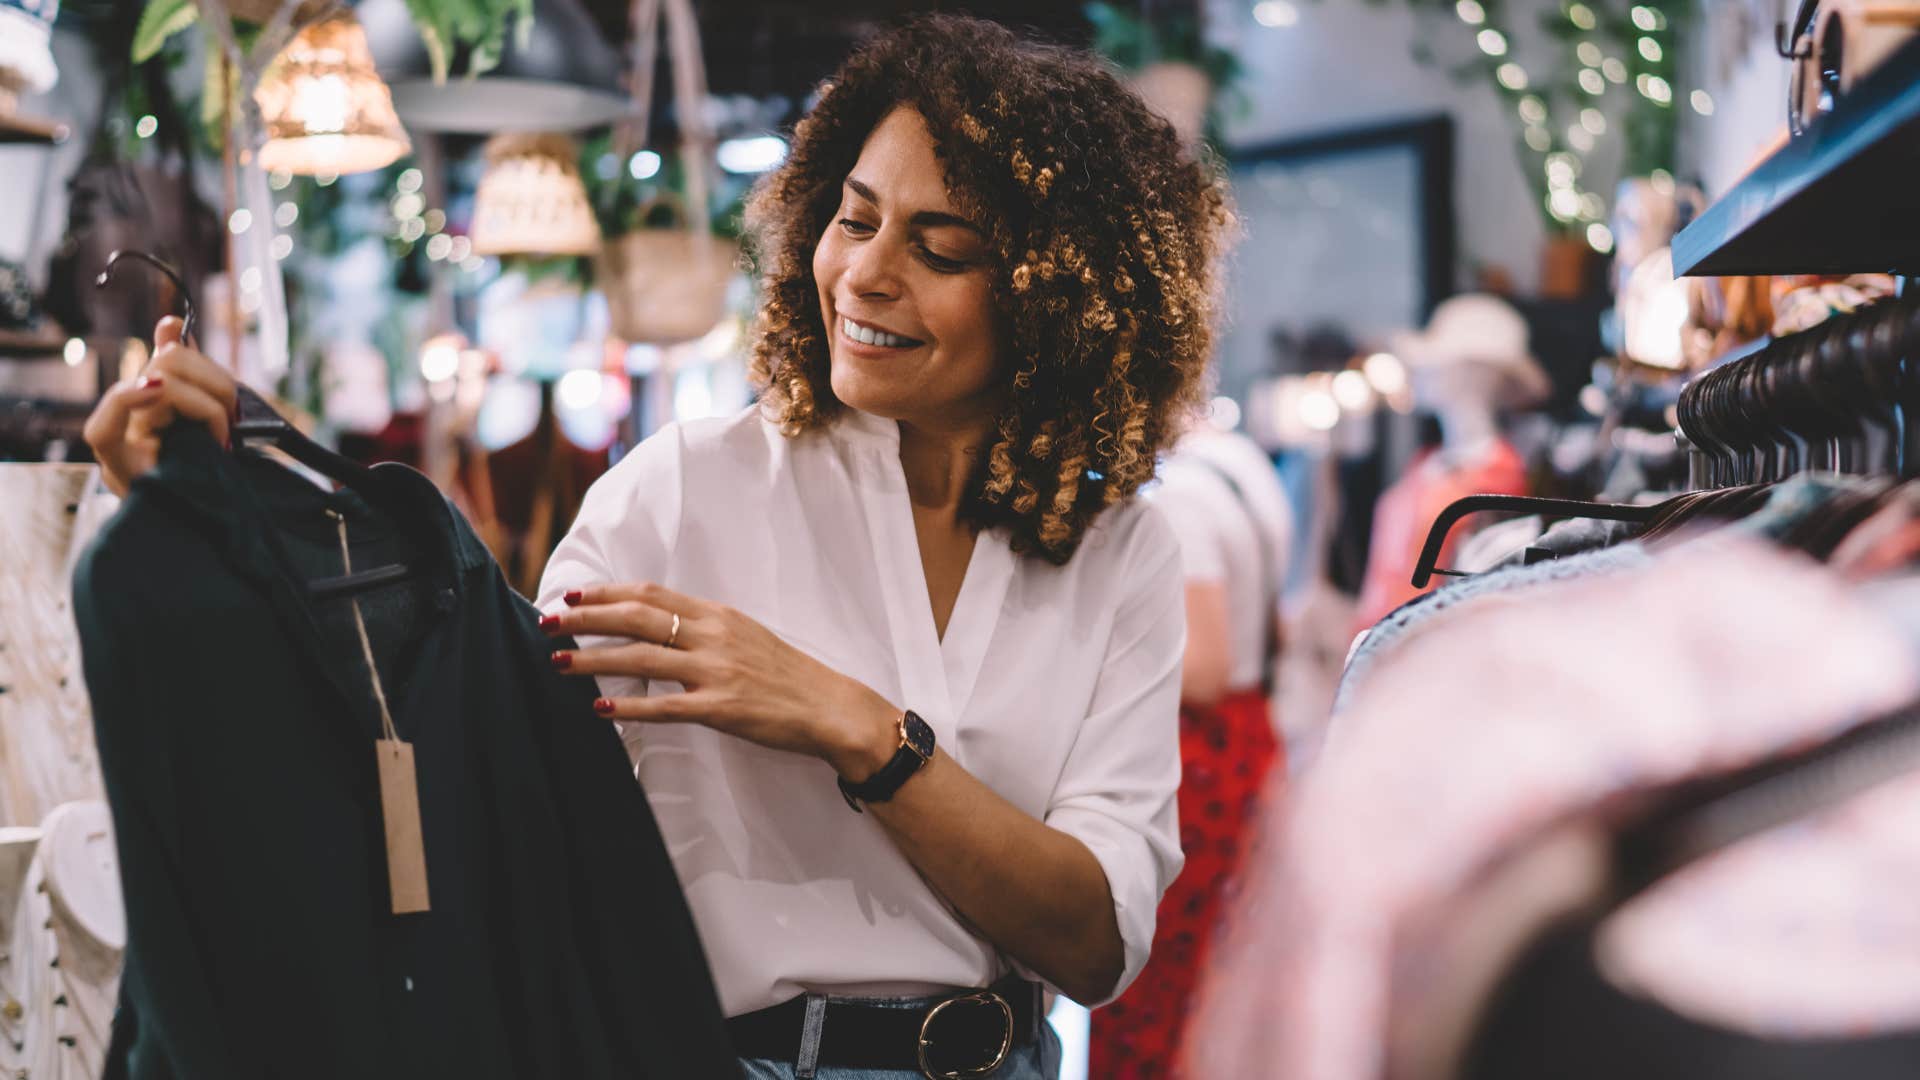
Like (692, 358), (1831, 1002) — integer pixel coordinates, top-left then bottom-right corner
(896, 417), (992, 526)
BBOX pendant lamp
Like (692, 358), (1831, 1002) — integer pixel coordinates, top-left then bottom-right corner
(357, 0), (628, 134)
(0, 0), (68, 144)
(469, 133), (601, 257)
(256, 10), (411, 176)
(0, 0), (58, 97)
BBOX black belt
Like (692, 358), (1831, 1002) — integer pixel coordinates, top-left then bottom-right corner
(727, 975), (1041, 1078)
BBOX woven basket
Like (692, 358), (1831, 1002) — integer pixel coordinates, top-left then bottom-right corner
(597, 228), (737, 345)
(597, 0), (734, 344)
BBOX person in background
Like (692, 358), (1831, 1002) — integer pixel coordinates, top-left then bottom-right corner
(1090, 413), (1293, 1079)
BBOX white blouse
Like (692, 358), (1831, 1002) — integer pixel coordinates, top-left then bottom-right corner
(536, 405), (1185, 1017)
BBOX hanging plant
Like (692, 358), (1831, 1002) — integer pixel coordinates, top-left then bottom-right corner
(131, 0), (533, 84)
(1085, 1), (1247, 148)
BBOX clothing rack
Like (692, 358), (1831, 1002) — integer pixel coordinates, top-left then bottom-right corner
(1676, 296), (1918, 489)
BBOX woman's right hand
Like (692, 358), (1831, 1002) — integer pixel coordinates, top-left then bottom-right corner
(84, 316), (237, 497)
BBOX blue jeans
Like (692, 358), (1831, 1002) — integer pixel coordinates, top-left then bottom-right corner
(736, 988), (1063, 1080)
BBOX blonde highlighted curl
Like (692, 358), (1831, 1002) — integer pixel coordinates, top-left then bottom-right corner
(745, 15), (1233, 564)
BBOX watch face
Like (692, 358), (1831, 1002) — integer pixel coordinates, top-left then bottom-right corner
(902, 711), (935, 759)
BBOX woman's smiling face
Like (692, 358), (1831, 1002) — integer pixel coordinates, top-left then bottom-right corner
(813, 106), (1003, 432)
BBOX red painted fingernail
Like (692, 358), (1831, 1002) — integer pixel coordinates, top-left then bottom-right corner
(137, 376), (164, 391)
(550, 651), (572, 671)
(593, 698), (615, 715)
(564, 590), (583, 606)
(539, 614), (561, 632)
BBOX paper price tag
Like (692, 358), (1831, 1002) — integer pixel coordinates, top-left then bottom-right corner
(376, 738), (431, 914)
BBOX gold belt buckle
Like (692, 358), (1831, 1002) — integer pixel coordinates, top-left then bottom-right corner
(916, 989), (1013, 1079)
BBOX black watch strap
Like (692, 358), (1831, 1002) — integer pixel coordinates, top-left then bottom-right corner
(839, 711), (935, 812)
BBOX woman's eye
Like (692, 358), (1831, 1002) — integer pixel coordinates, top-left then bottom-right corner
(838, 218), (875, 236)
(919, 249), (967, 274)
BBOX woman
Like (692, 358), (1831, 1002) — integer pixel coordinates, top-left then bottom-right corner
(86, 16), (1230, 1078)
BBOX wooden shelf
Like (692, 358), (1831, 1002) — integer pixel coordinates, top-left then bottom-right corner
(0, 111), (69, 146)
(1672, 38), (1920, 278)
(0, 327), (68, 359)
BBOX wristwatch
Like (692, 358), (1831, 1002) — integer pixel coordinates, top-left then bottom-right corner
(838, 710), (935, 812)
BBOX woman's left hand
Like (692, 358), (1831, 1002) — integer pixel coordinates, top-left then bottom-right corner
(542, 583), (894, 775)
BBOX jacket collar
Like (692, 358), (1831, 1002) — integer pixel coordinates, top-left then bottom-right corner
(136, 424), (488, 596)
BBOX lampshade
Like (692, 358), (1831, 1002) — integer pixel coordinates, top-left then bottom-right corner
(0, 0), (58, 96)
(469, 133), (602, 257)
(357, 0), (628, 134)
(256, 11), (412, 176)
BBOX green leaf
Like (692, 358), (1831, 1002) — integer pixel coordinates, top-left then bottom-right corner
(132, 0), (199, 63)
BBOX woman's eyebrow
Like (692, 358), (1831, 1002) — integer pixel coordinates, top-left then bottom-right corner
(845, 177), (983, 235)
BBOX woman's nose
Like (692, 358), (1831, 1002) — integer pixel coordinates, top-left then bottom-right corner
(842, 234), (903, 299)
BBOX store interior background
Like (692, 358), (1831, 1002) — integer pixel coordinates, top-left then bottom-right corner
(0, 0), (1851, 1074)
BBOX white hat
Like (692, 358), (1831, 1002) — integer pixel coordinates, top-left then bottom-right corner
(1390, 293), (1551, 409)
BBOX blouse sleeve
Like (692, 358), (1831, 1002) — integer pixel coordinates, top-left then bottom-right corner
(536, 422), (685, 615)
(1042, 505), (1187, 1004)
(535, 423), (685, 759)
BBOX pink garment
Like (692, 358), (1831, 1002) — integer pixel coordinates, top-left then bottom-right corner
(1353, 441), (1529, 631)
(1183, 539), (1920, 1080)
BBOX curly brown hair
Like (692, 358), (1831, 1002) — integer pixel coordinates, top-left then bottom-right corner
(745, 14), (1233, 564)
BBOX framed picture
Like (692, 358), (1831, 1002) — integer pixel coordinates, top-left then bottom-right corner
(1216, 115), (1455, 400)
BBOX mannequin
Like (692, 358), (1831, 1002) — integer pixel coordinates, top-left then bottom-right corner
(1353, 295), (1544, 629)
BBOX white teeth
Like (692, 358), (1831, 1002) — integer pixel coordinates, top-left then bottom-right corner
(843, 317), (913, 348)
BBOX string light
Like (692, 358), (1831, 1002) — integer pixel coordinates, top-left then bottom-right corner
(1603, 57), (1629, 82)
(1637, 74), (1673, 104)
(1497, 63), (1528, 90)
(1454, 0), (1485, 23)
(1649, 168), (1675, 194)
(1567, 125), (1596, 152)
(1580, 107), (1607, 133)
(275, 202), (299, 228)
(1631, 5), (1663, 30)
(63, 338), (85, 367)
(269, 171), (293, 190)
(424, 208), (447, 232)
(1691, 89), (1715, 115)
(1576, 42), (1603, 66)
(448, 236), (472, 262)
(1638, 37), (1663, 62)
(1580, 192), (1607, 219)
(1587, 222), (1615, 253)
(1546, 155), (1578, 187)
(228, 209), (253, 235)
(1579, 68), (1606, 94)
(400, 217), (426, 242)
(1476, 28), (1508, 55)
(1518, 96), (1548, 124)
(1567, 3), (1597, 30)
(316, 172), (338, 187)
(393, 192), (424, 220)
(425, 234), (454, 260)
(628, 150), (662, 180)
(397, 168), (423, 194)
(272, 234), (294, 260)
(1548, 188), (1582, 222)
(135, 115), (158, 139)
(1525, 126), (1552, 151)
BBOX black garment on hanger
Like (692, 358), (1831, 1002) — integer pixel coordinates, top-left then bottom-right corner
(74, 425), (737, 1080)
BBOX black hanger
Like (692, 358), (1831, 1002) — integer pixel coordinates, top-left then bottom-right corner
(95, 250), (415, 601)
(1409, 495), (1660, 588)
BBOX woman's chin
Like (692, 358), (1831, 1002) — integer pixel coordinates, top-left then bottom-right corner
(829, 368), (915, 420)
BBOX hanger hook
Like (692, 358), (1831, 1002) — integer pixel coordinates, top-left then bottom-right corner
(95, 249), (197, 349)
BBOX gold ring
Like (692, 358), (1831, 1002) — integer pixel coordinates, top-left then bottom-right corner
(665, 612), (681, 649)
